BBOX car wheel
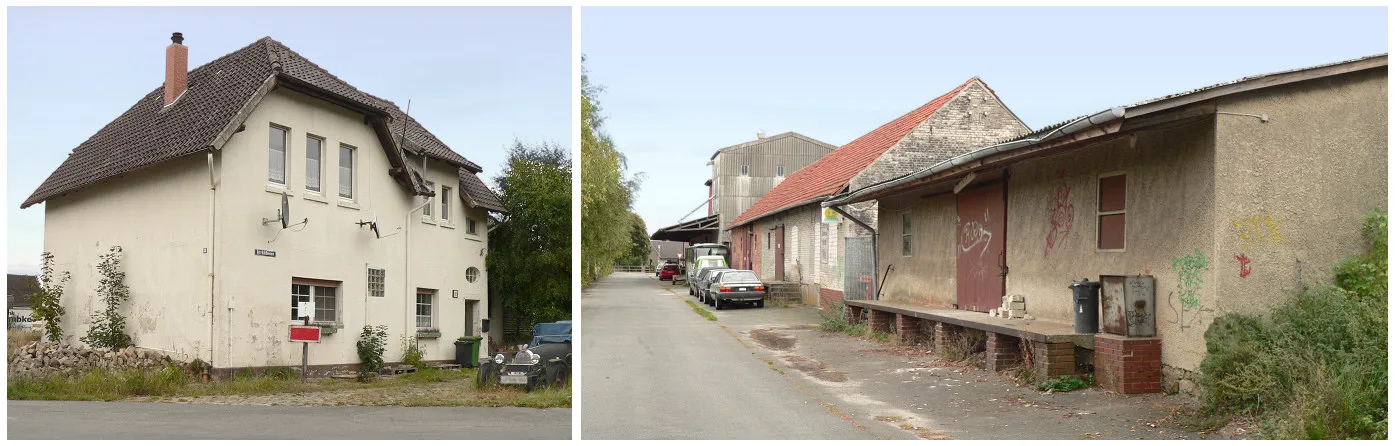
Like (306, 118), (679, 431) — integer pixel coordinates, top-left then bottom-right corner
(757, 299), (765, 308)
(688, 286), (693, 296)
(543, 362), (569, 389)
(714, 297), (724, 310)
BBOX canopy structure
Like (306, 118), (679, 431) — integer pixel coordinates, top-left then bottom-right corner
(651, 214), (720, 244)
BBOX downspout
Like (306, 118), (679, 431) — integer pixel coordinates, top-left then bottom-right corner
(828, 205), (878, 300)
(206, 151), (217, 379)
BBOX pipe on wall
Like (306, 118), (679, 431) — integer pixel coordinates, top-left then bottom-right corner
(206, 151), (217, 371)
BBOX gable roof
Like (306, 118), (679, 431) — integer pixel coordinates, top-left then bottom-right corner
(708, 131), (836, 161)
(22, 36), (499, 212)
(728, 77), (980, 227)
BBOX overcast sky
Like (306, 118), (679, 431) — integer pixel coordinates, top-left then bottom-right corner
(581, 6), (1387, 235)
(6, 7), (571, 274)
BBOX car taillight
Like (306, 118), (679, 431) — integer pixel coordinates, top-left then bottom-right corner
(720, 286), (731, 292)
(754, 285), (765, 291)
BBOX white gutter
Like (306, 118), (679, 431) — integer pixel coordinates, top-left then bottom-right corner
(825, 106), (1125, 207)
(206, 151), (217, 373)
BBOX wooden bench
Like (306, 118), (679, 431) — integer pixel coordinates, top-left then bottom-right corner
(844, 299), (1091, 379)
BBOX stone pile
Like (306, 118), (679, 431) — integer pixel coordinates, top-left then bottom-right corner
(7, 341), (178, 377)
(987, 294), (1035, 320)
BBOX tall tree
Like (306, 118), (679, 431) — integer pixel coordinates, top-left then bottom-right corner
(581, 56), (641, 286)
(620, 212), (651, 266)
(488, 140), (571, 343)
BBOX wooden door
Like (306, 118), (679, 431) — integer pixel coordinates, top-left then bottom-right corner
(955, 182), (1007, 312)
(773, 225), (786, 281)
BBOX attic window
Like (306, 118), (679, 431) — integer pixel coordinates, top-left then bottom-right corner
(338, 144), (356, 200)
(268, 125), (288, 185)
(424, 181), (436, 217)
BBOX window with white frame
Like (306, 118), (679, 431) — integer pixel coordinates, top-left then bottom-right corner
(776, 165), (785, 177)
(424, 181), (436, 217)
(440, 185), (452, 222)
(467, 218), (478, 235)
(338, 144), (356, 199)
(415, 289), (435, 328)
(290, 279), (339, 323)
(367, 268), (385, 298)
(466, 267), (480, 283)
(305, 136), (323, 193)
(740, 164), (749, 176)
(269, 125), (288, 185)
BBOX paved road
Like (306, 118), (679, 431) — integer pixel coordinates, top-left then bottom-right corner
(7, 401), (571, 439)
(580, 273), (900, 440)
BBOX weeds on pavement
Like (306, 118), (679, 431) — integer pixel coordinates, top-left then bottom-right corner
(684, 300), (718, 321)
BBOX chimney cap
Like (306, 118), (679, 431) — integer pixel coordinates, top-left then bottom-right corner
(171, 32), (184, 44)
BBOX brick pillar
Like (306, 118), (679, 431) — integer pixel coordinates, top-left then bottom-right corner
(868, 310), (893, 333)
(1032, 341), (1076, 380)
(896, 314), (925, 346)
(844, 306), (865, 325)
(934, 322), (960, 354)
(985, 332), (1023, 372)
(1095, 334), (1162, 394)
(820, 288), (845, 311)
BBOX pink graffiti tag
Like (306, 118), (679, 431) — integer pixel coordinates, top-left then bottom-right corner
(1044, 170), (1074, 256)
(1234, 253), (1252, 278)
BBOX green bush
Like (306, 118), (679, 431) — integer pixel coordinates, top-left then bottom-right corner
(356, 325), (388, 381)
(1037, 374), (1091, 392)
(401, 337), (427, 369)
(1199, 210), (1387, 439)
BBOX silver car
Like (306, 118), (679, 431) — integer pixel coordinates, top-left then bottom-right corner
(705, 269), (766, 310)
(690, 266), (732, 297)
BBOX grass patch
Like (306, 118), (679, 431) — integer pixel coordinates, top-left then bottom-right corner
(8, 329), (41, 352)
(1036, 374), (1091, 392)
(684, 299), (717, 321)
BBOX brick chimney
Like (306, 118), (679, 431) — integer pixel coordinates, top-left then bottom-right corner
(164, 32), (187, 107)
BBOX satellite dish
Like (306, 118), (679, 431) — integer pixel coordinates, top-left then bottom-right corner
(371, 214), (381, 239)
(281, 192), (291, 229)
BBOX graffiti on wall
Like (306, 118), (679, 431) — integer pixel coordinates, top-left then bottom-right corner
(1044, 169), (1074, 257)
(1232, 215), (1286, 251)
(1171, 249), (1209, 309)
(959, 209), (993, 256)
(1234, 253), (1253, 278)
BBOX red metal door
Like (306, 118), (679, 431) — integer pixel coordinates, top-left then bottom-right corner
(955, 182), (1006, 312)
(773, 226), (786, 281)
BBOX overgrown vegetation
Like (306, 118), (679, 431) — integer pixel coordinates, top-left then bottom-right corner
(817, 304), (878, 341)
(356, 325), (388, 381)
(8, 329), (41, 352)
(683, 299), (717, 321)
(581, 56), (643, 287)
(940, 329), (986, 365)
(1199, 210), (1387, 439)
(400, 336), (427, 369)
(488, 140), (572, 345)
(30, 252), (70, 342)
(81, 246), (133, 349)
(1036, 374), (1091, 392)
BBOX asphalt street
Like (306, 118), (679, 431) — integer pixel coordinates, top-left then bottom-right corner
(7, 401), (571, 439)
(579, 272), (898, 440)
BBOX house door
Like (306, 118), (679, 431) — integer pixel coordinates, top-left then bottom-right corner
(955, 181), (1006, 312)
(745, 231), (754, 269)
(773, 225), (786, 281)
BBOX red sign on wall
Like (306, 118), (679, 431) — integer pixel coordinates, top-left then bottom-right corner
(289, 326), (322, 343)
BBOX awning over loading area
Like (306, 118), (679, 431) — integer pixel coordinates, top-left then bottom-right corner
(651, 214), (720, 244)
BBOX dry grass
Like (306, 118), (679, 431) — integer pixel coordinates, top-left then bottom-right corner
(8, 329), (40, 352)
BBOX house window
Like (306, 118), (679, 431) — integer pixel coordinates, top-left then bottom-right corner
(467, 218), (478, 235)
(290, 279), (339, 323)
(776, 165), (785, 177)
(424, 181), (436, 217)
(339, 144), (356, 199)
(902, 212), (912, 256)
(305, 136), (323, 193)
(740, 165), (749, 176)
(1098, 173), (1127, 250)
(415, 289), (435, 328)
(440, 186), (452, 222)
(268, 125), (288, 185)
(466, 267), (480, 283)
(367, 268), (385, 298)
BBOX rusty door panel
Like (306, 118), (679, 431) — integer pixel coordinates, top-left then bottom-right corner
(773, 225), (786, 281)
(1101, 275), (1156, 337)
(955, 182), (1006, 312)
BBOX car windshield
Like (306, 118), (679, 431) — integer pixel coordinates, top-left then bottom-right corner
(720, 271), (760, 283)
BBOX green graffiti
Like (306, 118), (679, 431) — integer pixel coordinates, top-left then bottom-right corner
(1171, 249), (1209, 309)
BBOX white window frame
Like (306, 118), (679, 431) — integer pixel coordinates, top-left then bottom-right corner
(740, 164), (750, 176)
(268, 124), (289, 186)
(466, 218), (478, 235)
(305, 135), (324, 194)
(776, 165), (785, 177)
(423, 180), (436, 218)
(1095, 171), (1128, 253)
(338, 144), (357, 200)
(415, 289), (436, 329)
(466, 267), (480, 283)
(440, 185), (452, 223)
(367, 267), (386, 298)
(290, 279), (340, 324)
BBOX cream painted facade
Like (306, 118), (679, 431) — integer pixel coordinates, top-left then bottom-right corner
(44, 87), (490, 370)
(872, 67), (1386, 380)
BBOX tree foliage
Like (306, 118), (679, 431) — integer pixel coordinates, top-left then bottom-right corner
(619, 212), (651, 266)
(30, 252), (70, 342)
(81, 246), (133, 349)
(488, 140), (572, 344)
(581, 56), (641, 286)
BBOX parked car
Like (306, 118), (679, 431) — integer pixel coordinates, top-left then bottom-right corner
(705, 269), (766, 310)
(690, 266), (732, 297)
(656, 260), (679, 277)
(659, 263), (681, 281)
(477, 320), (571, 391)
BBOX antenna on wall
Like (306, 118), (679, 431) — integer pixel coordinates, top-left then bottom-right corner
(263, 191), (307, 243)
(355, 214), (382, 239)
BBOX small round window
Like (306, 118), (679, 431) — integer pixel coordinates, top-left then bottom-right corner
(466, 267), (480, 283)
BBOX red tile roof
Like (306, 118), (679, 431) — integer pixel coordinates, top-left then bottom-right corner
(728, 77), (979, 227)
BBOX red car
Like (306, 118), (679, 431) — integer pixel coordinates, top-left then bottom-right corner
(658, 264), (680, 281)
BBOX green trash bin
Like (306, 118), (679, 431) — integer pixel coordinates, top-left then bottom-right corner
(456, 336), (483, 367)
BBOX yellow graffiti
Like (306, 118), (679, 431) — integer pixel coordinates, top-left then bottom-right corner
(1232, 216), (1286, 251)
